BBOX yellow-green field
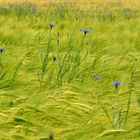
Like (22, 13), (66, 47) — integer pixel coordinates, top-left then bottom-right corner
(0, 0), (140, 140)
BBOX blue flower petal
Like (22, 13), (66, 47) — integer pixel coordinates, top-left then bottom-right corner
(81, 29), (91, 34)
(112, 82), (122, 85)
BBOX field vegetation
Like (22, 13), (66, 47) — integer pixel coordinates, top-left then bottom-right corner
(0, 0), (140, 140)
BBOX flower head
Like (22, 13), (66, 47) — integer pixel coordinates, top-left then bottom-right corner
(81, 29), (91, 35)
(49, 24), (55, 29)
(112, 82), (121, 89)
(0, 48), (5, 53)
(93, 74), (100, 80)
(112, 82), (121, 85)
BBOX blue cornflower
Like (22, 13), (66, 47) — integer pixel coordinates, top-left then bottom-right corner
(112, 82), (121, 89)
(0, 48), (5, 53)
(81, 29), (91, 35)
(108, 13), (113, 17)
(93, 74), (100, 80)
(49, 24), (55, 29)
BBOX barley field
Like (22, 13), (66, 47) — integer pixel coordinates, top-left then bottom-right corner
(0, 0), (140, 140)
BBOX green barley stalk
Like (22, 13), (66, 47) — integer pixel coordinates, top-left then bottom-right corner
(68, 34), (86, 82)
(124, 59), (136, 126)
(96, 95), (113, 127)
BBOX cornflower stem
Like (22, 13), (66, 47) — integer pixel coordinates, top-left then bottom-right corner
(39, 28), (53, 88)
